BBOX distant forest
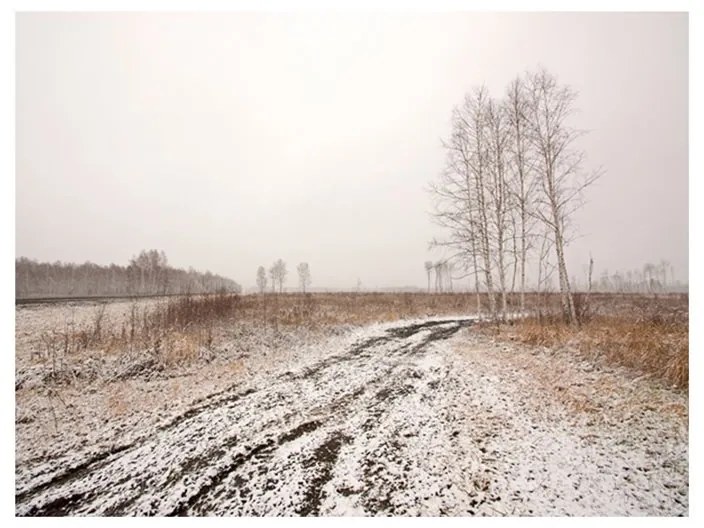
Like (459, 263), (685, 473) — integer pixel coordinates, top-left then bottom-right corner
(15, 250), (241, 298)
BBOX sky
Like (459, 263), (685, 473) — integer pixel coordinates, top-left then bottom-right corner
(15, 12), (688, 290)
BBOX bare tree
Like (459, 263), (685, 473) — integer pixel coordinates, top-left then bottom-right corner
(445, 261), (454, 292)
(505, 77), (537, 312)
(463, 88), (497, 316)
(485, 97), (512, 319)
(658, 259), (670, 290)
(256, 266), (267, 294)
(297, 262), (311, 293)
(271, 259), (287, 293)
(585, 253), (594, 305)
(268, 264), (277, 293)
(433, 261), (440, 292)
(536, 228), (557, 298)
(644, 262), (656, 292)
(524, 68), (601, 324)
(424, 261), (433, 293)
(429, 88), (496, 314)
(428, 122), (481, 304)
(429, 68), (599, 322)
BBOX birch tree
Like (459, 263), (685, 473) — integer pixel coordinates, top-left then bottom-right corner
(434, 261), (442, 292)
(505, 77), (536, 312)
(429, 68), (599, 322)
(429, 106), (482, 309)
(485, 97), (512, 319)
(272, 259), (287, 293)
(424, 261), (433, 293)
(524, 68), (600, 324)
(430, 88), (496, 314)
(462, 88), (497, 316)
(256, 266), (267, 294)
(297, 262), (311, 293)
(268, 265), (277, 293)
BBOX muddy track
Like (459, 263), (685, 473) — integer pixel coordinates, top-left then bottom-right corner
(16, 318), (476, 516)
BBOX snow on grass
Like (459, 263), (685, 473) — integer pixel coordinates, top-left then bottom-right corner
(15, 303), (686, 516)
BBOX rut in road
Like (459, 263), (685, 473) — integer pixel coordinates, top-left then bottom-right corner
(16, 317), (478, 516)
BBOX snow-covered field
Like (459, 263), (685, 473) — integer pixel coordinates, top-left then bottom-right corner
(15, 302), (688, 516)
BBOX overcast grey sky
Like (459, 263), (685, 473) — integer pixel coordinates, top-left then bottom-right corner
(16, 12), (688, 289)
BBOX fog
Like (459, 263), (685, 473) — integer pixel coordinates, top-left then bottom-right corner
(16, 12), (688, 289)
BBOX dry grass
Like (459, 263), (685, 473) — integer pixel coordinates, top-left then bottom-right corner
(30, 294), (240, 383)
(40, 292), (480, 361)
(488, 294), (689, 390)
(456, 335), (688, 430)
(29, 292), (483, 387)
(236, 292), (481, 328)
(30, 291), (688, 392)
(107, 384), (129, 417)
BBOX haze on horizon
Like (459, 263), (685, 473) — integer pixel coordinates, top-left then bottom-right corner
(16, 12), (688, 290)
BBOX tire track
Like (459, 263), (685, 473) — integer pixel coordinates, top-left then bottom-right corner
(16, 318), (474, 516)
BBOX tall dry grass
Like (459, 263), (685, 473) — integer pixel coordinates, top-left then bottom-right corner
(36, 294), (241, 382)
(237, 292), (482, 328)
(33, 292), (482, 384)
(494, 294), (688, 390)
(33, 291), (688, 390)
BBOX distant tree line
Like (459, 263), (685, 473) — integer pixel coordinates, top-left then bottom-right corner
(15, 249), (241, 298)
(594, 260), (684, 293)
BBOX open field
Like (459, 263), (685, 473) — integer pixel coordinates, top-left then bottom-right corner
(14, 10), (690, 519)
(15, 292), (688, 516)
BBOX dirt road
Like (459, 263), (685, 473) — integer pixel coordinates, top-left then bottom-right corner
(15, 317), (688, 516)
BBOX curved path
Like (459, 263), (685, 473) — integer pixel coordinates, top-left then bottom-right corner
(15, 317), (688, 516)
